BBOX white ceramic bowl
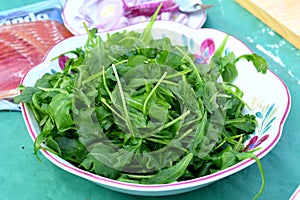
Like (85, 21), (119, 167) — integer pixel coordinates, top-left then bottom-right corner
(20, 21), (291, 196)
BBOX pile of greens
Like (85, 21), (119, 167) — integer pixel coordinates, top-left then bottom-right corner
(15, 7), (268, 199)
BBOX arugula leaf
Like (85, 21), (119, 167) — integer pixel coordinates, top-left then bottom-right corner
(210, 36), (268, 83)
(237, 54), (268, 74)
(141, 153), (193, 184)
(140, 3), (162, 44)
(48, 93), (74, 132)
(211, 145), (237, 170)
(80, 143), (119, 179)
(14, 86), (40, 104)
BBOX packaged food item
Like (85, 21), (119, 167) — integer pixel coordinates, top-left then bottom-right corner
(0, 0), (72, 110)
(0, 0), (65, 25)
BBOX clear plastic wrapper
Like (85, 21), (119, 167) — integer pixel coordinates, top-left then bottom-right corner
(0, 0), (71, 111)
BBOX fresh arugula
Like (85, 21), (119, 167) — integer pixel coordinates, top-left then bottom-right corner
(15, 6), (268, 199)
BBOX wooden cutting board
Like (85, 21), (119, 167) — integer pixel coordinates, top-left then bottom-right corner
(235, 0), (300, 49)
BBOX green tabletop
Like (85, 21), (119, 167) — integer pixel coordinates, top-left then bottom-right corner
(1, 1), (299, 200)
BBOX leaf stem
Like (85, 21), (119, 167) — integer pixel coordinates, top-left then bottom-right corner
(100, 98), (125, 121)
(178, 128), (193, 140)
(141, 3), (162, 44)
(144, 110), (191, 137)
(181, 117), (200, 128)
(236, 152), (265, 200)
(252, 156), (265, 200)
(148, 79), (178, 86)
(111, 64), (135, 136)
(146, 137), (169, 145)
(164, 110), (191, 129)
(37, 87), (69, 94)
(102, 66), (113, 100)
(175, 46), (202, 83)
(165, 68), (192, 79)
(82, 70), (103, 84)
(233, 134), (244, 152)
(143, 72), (167, 115)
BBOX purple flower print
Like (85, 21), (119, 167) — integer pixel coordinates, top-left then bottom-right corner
(58, 55), (69, 70)
(244, 134), (269, 151)
(194, 38), (215, 64)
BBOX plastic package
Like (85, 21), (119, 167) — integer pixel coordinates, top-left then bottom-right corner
(0, 0), (65, 25)
(0, 0), (71, 111)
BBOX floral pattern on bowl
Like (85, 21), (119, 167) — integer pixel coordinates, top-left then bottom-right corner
(244, 102), (277, 151)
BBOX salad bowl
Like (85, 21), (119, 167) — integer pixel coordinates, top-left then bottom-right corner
(19, 20), (290, 196)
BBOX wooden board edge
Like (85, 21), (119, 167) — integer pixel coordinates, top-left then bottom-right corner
(235, 0), (300, 50)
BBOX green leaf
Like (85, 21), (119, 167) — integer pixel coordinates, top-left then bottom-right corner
(14, 86), (40, 104)
(33, 131), (47, 161)
(221, 62), (238, 83)
(48, 93), (74, 132)
(141, 153), (193, 184)
(140, 3), (162, 44)
(212, 146), (237, 169)
(80, 143), (119, 178)
(80, 155), (119, 179)
(95, 106), (112, 122)
(236, 54), (268, 74)
(177, 79), (200, 114)
(46, 137), (62, 156)
(56, 137), (85, 160)
(225, 114), (257, 133)
(76, 108), (103, 147)
(127, 55), (147, 67)
(191, 111), (207, 155)
(214, 35), (229, 57)
(148, 103), (168, 123)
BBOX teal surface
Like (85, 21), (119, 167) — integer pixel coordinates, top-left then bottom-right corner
(1, 1), (299, 200)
